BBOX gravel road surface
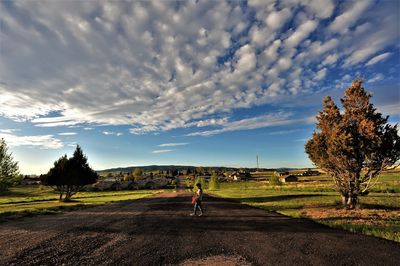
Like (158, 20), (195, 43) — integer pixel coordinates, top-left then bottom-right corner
(1, 192), (399, 265)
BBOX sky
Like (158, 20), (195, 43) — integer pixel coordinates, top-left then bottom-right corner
(0, 0), (399, 174)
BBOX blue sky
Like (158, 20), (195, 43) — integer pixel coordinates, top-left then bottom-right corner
(0, 0), (399, 174)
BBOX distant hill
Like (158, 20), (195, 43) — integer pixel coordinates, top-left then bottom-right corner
(97, 165), (302, 174)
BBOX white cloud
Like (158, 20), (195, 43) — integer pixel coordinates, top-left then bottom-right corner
(158, 143), (188, 147)
(187, 112), (313, 137)
(268, 129), (303, 135)
(152, 149), (175, 154)
(329, 1), (373, 33)
(322, 54), (339, 65)
(58, 132), (77, 136)
(0, 129), (20, 134)
(314, 68), (327, 81)
(303, 0), (334, 19)
(367, 73), (384, 83)
(377, 103), (400, 116)
(265, 8), (291, 31)
(0, 133), (63, 149)
(102, 131), (123, 136)
(366, 52), (392, 66)
(285, 20), (318, 48)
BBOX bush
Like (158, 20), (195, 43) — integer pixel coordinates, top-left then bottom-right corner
(194, 176), (207, 190)
(270, 176), (282, 186)
(209, 173), (220, 190)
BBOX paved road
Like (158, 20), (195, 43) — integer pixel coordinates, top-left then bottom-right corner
(1, 192), (399, 265)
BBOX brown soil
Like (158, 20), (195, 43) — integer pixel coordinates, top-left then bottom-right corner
(304, 208), (400, 225)
(1, 192), (399, 265)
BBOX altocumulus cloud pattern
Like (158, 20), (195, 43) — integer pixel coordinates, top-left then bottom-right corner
(0, 0), (398, 137)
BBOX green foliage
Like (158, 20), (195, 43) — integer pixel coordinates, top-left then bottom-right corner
(0, 138), (19, 191)
(305, 79), (400, 209)
(184, 178), (194, 191)
(208, 173), (220, 190)
(41, 145), (98, 201)
(133, 168), (143, 179)
(269, 176), (282, 186)
(194, 176), (206, 190)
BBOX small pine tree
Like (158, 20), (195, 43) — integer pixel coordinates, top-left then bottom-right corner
(209, 173), (219, 190)
(0, 138), (20, 191)
(194, 176), (206, 190)
(133, 168), (143, 180)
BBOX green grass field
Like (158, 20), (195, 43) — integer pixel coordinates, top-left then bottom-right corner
(0, 186), (161, 220)
(211, 169), (400, 242)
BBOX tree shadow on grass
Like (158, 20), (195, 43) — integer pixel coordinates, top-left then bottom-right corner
(0, 190), (37, 198)
(359, 203), (400, 211)
(229, 194), (328, 203)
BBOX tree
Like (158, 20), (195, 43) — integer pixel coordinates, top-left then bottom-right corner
(41, 145), (98, 201)
(0, 138), (19, 191)
(194, 176), (206, 190)
(133, 168), (143, 179)
(305, 79), (400, 209)
(208, 173), (219, 190)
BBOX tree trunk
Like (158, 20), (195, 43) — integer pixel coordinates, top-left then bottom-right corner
(341, 195), (348, 206)
(59, 191), (63, 202)
(63, 187), (71, 202)
(346, 195), (358, 210)
(341, 193), (359, 209)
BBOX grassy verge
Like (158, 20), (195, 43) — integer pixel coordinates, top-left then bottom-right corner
(0, 186), (161, 220)
(210, 180), (400, 243)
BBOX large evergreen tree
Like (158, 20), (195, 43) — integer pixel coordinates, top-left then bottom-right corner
(0, 138), (19, 191)
(41, 145), (98, 201)
(305, 79), (400, 209)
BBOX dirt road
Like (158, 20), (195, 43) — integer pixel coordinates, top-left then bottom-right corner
(1, 192), (399, 265)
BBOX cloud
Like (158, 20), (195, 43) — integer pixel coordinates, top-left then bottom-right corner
(377, 103), (400, 116)
(329, 1), (373, 33)
(285, 20), (318, 48)
(314, 68), (327, 81)
(0, 133), (63, 149)
(158, 143), (188, 147)
(268, 129), (303, 135)
(152, 149), (175, 154)
(58, 132), (77, 136)
(187, 112), (314, 137)
(265, 8), (291, 31)
(322, 54), (339, 65)
(102, 131), (123, 136)
(0, 129), (20, 134)
(0, 1), (398, 136)
(366, 52), (392, 66)
(367, 74), (384, 83)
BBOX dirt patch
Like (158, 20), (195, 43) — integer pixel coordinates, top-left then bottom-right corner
(304, 208), (400, 225)
(180, 255), (252, 266)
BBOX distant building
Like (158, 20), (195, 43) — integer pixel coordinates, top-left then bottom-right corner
(275, 171), (289, 177)
(301, 169), (321, 176)
(279, 175), (298, 183)
(229, 172), (249, 181)
(20, 175), (40, 185)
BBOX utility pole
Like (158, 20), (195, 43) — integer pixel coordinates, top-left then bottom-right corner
(256, 155), (259, 172)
